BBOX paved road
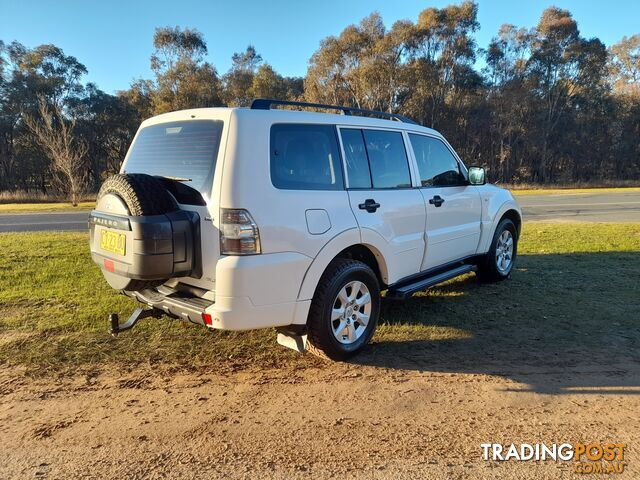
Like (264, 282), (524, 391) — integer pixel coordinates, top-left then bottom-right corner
(516, 190), (640, 222)
(0, 190), (639, 232)
(0, 211), (89, 233)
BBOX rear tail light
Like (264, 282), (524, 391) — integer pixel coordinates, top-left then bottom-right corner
(220, 209), (261, 255)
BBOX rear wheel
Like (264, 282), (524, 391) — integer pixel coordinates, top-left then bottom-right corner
(307, 259), (380, 360)
(477, 218), (518, 282)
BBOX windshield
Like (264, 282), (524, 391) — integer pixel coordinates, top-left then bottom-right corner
(124, 120), (224, 192)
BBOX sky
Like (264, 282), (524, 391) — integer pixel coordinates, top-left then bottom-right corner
(1, 0), (639, 94)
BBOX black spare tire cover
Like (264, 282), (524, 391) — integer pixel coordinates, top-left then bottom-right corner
(93, 173), (179, 292)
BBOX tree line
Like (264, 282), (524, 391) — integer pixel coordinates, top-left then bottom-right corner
(1, 1), (638, 202)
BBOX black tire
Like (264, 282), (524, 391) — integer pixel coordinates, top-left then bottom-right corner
(307, 258), (380, 360)
(477, 218), (518, 282)
(97, 173), (177, 216)
(96, 174), (177, 291)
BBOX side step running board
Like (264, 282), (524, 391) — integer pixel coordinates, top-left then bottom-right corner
(386, 264), (476, 300)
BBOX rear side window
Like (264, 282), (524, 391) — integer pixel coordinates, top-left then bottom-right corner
(339, 128), (411, 189)
(270, 124), (344, 190)
(362, 130), (411, 189)
(125, 120), (223, 192)
(409, 134), (465, 187)
(341, 129), (372, 189)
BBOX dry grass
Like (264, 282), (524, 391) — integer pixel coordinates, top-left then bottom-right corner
(0, 190), (96, 205)
(504, 180), (640, 194)
(0, 202), (94, 213)
(511, 187), (640, 196)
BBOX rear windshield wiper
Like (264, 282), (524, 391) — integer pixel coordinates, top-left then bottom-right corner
(156, 175), (192, 182)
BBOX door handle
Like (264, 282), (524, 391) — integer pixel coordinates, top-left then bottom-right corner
(429, 195), (445, 207)
(358, 198), (381, 213)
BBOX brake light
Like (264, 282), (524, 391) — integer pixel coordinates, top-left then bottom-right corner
(220, 209), (261, 255)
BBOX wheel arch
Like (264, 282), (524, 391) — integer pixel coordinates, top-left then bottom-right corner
(297, 230), (389, 301)
(500, 208), (522, 239)
(478, 197), (522, 254)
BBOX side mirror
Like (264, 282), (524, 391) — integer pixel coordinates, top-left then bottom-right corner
(468, 166), (486, 185)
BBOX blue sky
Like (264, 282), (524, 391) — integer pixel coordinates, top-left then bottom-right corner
(1, 0), (638, 94)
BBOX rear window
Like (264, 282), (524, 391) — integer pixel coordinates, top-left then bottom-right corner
(270, 124), (344, 190)
(124, 120), (224, 192)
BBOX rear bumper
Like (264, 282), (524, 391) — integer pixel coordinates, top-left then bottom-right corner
(204, 296), (311, 331)
(204, 252), (313, 330)
(127, 251), (313, 331)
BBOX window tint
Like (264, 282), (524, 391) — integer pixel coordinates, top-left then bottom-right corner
(409, 134), (465, 187)
(340, 129), (371, 189)
(270, 124), (344, 190)
(125, 120), (223, 192)
(362, 130), (411, 189)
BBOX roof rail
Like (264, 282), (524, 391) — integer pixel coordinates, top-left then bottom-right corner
(250, 98), (419, 125)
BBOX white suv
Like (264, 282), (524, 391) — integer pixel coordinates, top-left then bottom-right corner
(89, 99), (522, 360)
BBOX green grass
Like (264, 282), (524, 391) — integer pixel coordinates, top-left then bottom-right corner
(1, 223), (639, 373)
(0, 202), (94, 214)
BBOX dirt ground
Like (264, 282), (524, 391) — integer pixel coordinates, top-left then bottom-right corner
(2, 348), (639, 479)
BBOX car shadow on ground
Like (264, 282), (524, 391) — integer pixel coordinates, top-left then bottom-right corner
(351, 252), (640, 395)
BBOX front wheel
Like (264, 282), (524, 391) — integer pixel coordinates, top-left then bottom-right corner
(477, 218), (518, 282)
(307, 259), (380, 360)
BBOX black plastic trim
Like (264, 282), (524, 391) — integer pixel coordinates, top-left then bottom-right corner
(386, 263), (476, 299)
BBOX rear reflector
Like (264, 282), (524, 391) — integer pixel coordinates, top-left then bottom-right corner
(104, 259), (115, 272)
(202, 313), (213, 326)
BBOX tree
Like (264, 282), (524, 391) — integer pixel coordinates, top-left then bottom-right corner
(483, 25), (534, 181)
(223, 45), (263, 106)
(24, 98), (88, 205)
(150, 26), (222, 113)
(527, 7), (608, 182)
(609, 35), (640, 98)
(0, 41), (89, 192)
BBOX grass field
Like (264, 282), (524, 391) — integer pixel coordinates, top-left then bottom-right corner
(1, 223), (639, 373)
(0, 202), (94, 214)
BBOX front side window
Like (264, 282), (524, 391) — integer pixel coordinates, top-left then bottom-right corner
(125, 120), (224, 192)
(409, 134), (466, 187)
(270, 124), (344, 190)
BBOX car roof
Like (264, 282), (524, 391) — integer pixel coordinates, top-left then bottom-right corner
(143, 106), (442, 137)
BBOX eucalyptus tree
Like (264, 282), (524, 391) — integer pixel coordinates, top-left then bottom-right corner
(150, 26), (222, 114)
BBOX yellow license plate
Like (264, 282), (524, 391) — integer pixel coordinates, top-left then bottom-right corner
(100, 229), (126, 255)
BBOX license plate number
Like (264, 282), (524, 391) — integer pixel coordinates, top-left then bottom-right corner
(100, 230), (126, 255)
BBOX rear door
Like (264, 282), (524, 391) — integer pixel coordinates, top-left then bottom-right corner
(122, 116), (228, 292)
(339, 127), (426, 283)
(407, 133), (482, 270)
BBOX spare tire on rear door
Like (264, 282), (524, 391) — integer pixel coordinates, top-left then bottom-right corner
(89, 173), (201, 292)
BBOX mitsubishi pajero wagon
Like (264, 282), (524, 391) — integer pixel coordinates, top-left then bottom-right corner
(89, 99), (522, 360)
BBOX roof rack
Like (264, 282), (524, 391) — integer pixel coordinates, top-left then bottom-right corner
(250, 98), (419, 125)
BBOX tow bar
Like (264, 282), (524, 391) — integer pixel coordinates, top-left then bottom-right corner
(109, 307), (163, 336)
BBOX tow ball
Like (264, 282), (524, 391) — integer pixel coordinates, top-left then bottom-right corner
(109, 307), (163, 336)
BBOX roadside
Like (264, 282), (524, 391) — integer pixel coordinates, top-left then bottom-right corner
(510, 186), (640, 196)
(0, 201), (93, 214)
(1, 187), (640, 214)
